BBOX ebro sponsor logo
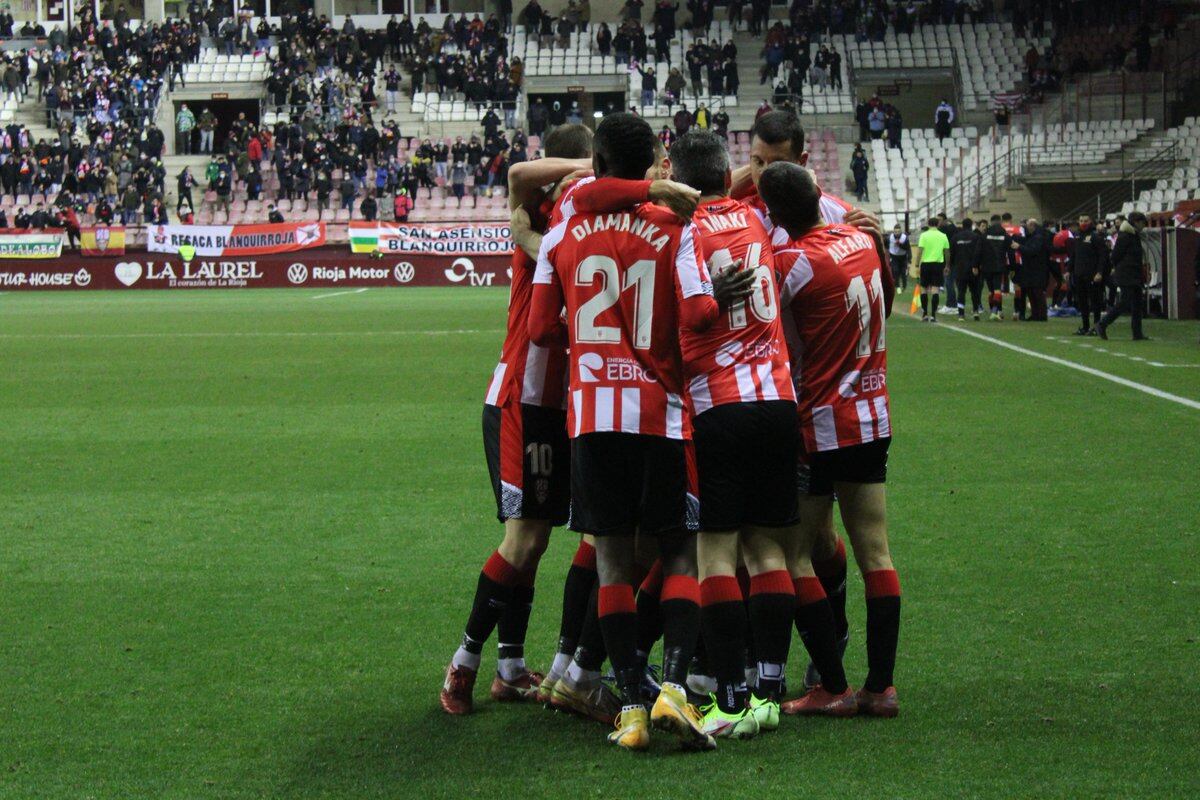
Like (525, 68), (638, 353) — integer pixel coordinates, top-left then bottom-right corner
(837, 368), (885, 399)
(287, 263), (309, 284)
(578, 353), (656, 383)
(444, 257), (495, 286)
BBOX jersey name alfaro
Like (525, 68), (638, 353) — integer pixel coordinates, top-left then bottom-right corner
(535, 202), (711, 440)
(681, 197), (795, 416)
(778, 224), (890, 453)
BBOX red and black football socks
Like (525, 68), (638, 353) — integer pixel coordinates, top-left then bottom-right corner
(864, 569), (901, 692)
(700, 575), (748, 713)
(635, 559), (663, 665)
(813, 537), (849, 640)
(554, 541), (597, 663)
(598, 583), (642, 705)
(570, 584), (607, 674)
(747, 570), (794, 700)
(496, 566), (537, 680)
(794, 576), (849, 695)
(660, 574), (701, 689)
(453, 550), (520, 671)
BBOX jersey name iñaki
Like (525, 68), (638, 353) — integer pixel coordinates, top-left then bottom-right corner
(681, 197), (795, 416)
(778, 224), (891, 452)
(534, 202), (711, 439)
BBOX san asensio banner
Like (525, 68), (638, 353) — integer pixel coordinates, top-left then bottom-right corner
(0, 232), (65, 259)
(147, 222), (327, 256)
(348, 222), (514, 255)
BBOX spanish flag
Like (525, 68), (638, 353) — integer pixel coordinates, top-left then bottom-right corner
(81, 226), (126, 257)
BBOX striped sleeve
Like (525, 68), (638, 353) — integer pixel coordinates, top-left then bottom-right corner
(778, 248), (815, 304)
(533, 217), (570, 285)
(674, 222), (712, 298)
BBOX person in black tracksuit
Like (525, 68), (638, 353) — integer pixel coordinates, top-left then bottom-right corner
(950, 217), (984, 319)
(981, 215), (1010, 319)
(938, 215), (958, 311)
(1012, 218), (1051, 321)
(1072, 215), (1110, 334)
(1096, 213), (1149, 340)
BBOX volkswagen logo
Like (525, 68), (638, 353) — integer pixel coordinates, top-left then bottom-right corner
(394, 262), (415, 283)
(287, 263), (309, 284)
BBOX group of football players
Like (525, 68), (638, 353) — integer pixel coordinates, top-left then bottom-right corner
(439, 110), (902, 751)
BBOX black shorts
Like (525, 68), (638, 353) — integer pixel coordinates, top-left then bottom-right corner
(919, 263), (945, 288)
(693, 400), (799, 531)
(569, 432), (692, 537)
(482, 402), (570, 525)
(797, 437), (891, 497)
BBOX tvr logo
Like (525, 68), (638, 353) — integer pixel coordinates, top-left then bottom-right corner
(444, 257), (494, 286)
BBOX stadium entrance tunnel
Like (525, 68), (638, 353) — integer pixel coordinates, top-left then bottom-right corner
(173, 99), (261, 154)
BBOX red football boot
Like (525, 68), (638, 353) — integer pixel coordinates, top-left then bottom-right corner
(491, 669), (545, 702)
(440, 663), (477, 715)
(855, 686), (899, 718)
(781, 685), (859, 717)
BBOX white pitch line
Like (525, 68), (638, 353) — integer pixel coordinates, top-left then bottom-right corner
(311, 287), (369, 299)
(936, 324), (1200, 411)
(0, 329), (498, 340)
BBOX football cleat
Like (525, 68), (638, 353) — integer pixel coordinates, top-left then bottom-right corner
(1096, 324), (1108, 340)
(536, 673), (560, 706)
(855, 686), (900, 718)
(781, 685), (859, 717)
(650, 682), (716, 751)
(607, 705), (651, 751)
(550, 676), (621, 725)
(490, 669), (544, 703)
(748, 694), (780, 732)
(804, 631), (850, 691)
(1074, 327), (1089, 336)
(973, 312), (981, 321)
(699, 699), (760, 739)
(440, 663), (477, 715)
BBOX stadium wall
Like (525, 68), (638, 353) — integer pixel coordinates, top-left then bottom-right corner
(0, 249), (513, 291)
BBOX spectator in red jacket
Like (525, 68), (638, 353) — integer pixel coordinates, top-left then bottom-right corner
(394, 188), (414, 221)
(247, 135), (263, 163)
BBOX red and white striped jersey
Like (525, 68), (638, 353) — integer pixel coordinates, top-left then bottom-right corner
(532, 201), (712, 440)
(778, 224), (892, 453)
(484, 181), (596, 409)
(681, 197), (795, 416)
(743, 184), (855, 248)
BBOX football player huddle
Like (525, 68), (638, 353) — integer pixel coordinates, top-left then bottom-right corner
(441, 111), (901, 752)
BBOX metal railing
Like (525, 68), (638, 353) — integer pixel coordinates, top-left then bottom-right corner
(906, 141), (1021, 228)
(1058, 141), (1182, 222)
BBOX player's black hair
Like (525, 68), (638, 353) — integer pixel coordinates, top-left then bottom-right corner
(750, 111), (806, 158)
(1128, 211), (1148, 224)
(990, 214), (1001, 222)
(593, 113), (657, 179)
(927, 218), (940, 228)
(543, 124), (593, 159)
(1001, 212), (1013, 221)
(758, 162), (820, 235)
(669, 131), (729, 196)
(961, 217), (973, 228)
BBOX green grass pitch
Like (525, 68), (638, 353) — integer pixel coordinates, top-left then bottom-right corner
(1, 288), (1198, 798)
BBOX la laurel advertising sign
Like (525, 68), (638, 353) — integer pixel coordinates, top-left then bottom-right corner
(0, 249), (513, 291)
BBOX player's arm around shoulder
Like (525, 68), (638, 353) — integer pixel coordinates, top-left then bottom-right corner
(528, 217), (570, 348)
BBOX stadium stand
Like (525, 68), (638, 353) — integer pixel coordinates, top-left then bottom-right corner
(1120, 117), (1200, 215)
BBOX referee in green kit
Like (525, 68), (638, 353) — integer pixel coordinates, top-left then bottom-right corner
(915, 218), (951, 322)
